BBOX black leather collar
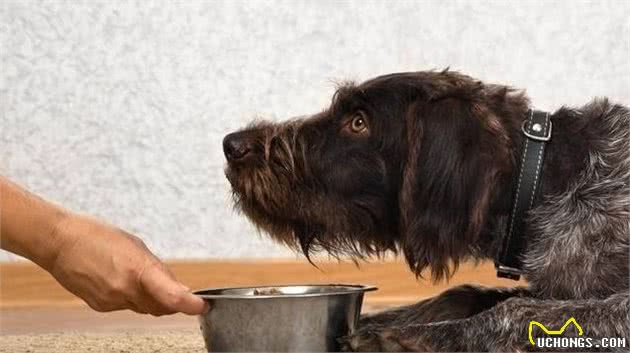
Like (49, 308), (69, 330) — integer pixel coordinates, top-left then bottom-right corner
(495, 109), (552, 280)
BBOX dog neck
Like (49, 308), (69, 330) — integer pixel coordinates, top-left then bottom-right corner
(481, 104), (590, 265)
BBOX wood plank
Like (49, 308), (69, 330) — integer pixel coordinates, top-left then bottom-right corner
(0, 259), (524, 308)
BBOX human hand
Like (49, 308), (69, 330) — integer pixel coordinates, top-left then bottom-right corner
(45, 214), (208, 316)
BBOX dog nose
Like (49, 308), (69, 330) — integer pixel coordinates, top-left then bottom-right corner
(223, 132), (252, 161)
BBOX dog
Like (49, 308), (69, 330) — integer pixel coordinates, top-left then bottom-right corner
(222, 70), (629, 352)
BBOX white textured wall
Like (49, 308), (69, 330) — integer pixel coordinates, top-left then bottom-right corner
(1, 1), (629, 261)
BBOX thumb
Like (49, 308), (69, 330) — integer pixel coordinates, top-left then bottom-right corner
(140, 263), (209, 315)
(173, 284), (209, 315)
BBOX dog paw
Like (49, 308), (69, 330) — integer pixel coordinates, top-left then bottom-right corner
(339, 326), (407, 352)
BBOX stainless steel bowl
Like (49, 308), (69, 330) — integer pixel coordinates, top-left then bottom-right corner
(194, 284), (377, 352)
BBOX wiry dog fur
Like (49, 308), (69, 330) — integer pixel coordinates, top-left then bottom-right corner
(224, 70), (630, 352)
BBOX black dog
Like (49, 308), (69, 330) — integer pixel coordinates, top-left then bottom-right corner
(223, 70), (629, 351)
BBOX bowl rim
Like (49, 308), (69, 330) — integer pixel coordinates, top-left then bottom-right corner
(193, 283), (378, 299)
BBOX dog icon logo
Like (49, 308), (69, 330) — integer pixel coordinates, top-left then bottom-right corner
(528, 317), (584, 346)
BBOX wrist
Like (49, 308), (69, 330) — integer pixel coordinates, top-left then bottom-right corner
(0, 177), (73, 268)
(39, 209), (75, 270)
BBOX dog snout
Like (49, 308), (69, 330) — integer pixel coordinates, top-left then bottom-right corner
(223, 132), (255, 162)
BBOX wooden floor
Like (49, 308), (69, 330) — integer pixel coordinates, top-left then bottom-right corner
(1, 259), (524, 335)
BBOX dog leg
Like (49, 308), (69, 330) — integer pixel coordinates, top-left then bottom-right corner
(341, 285), (528, 351)
(359, 292), (629, 352)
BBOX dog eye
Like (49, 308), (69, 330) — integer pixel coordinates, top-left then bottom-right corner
(350, 113), (368, 134)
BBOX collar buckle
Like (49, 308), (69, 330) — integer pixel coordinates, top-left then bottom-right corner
(521, 119), (552, 142)
(496, 265), (522, 280)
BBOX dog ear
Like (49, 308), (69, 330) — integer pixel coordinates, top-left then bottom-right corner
(399, 98), (509, 281)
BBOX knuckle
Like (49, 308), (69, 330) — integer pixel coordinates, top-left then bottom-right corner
(128, 234), (148, 249)
(106, 281), (127, 298)
(125, 265), (143, 282)
(119, 230), (146, 247)
(128, 234), (144, 245)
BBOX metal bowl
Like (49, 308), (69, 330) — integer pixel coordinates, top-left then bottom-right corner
(194, 284), (377, 352)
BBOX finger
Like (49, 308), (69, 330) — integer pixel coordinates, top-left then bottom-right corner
(176, 283), (211, 314)
(139, 263), (208, 315)
(134, 283), (188, 317)
(134, 295), (177, 316)
(136, 264), (180, 315)
(171, 285), (209, 315)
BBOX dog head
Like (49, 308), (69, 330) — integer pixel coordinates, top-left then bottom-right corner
(224, 70), (527, 279)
